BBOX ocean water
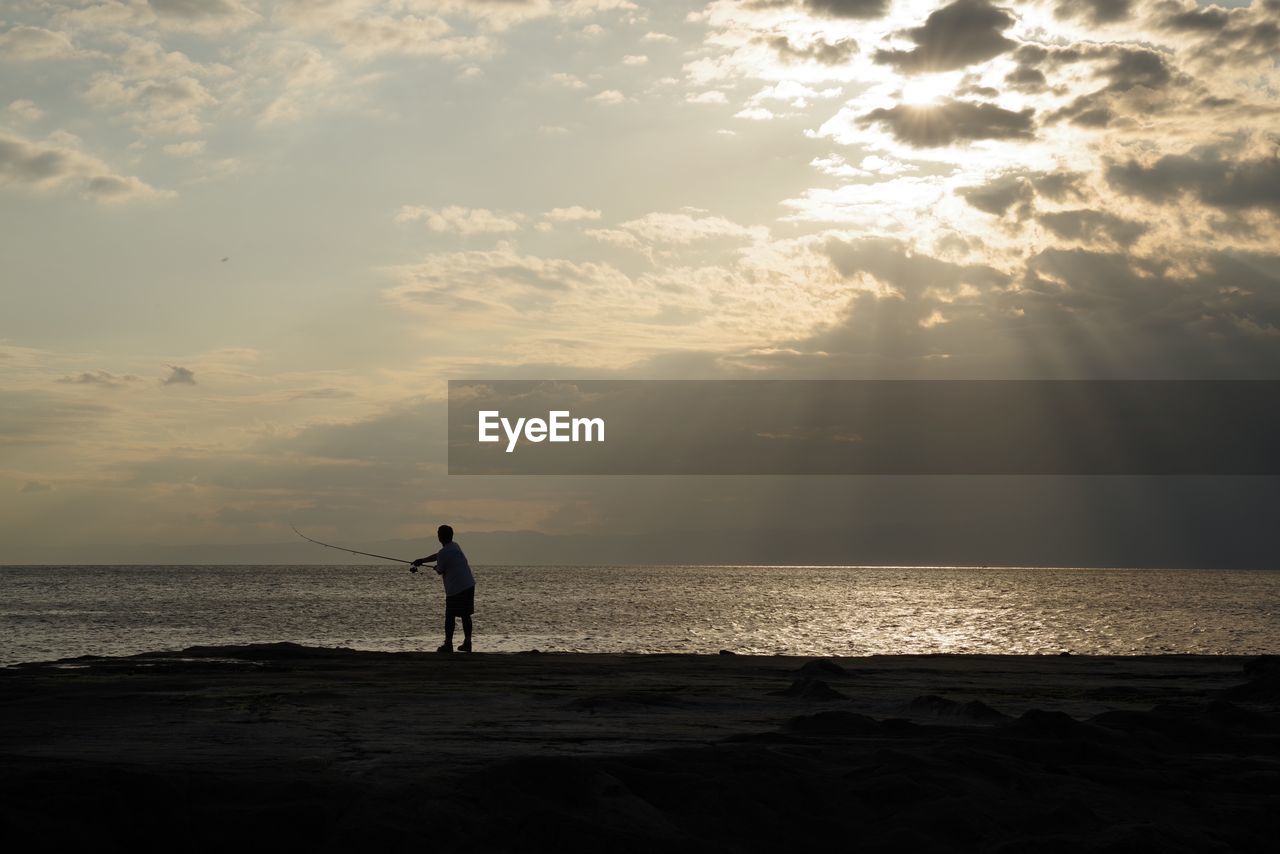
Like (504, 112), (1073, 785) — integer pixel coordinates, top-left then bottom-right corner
(1, 565), (1277, 665)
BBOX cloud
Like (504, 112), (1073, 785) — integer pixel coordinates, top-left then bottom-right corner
(588, 211), (766, 248)
(1055, 0), (1133, 25)
(825, 236), (1008, 297)
(860, 99), (1035, 146)
(542, 206), (602, 223)
(0, 129), (173, 204)
(272, 4), (491, 63)
(748, 81), (842, 109)
(48, 0), (259, 34)
(288, 387), (356, 400)
(743, 238), (1280, 377)
(800, 0), (889, 19)
(337, 18), (490, 63)
(5, 99), (44, 125)
(1019, 43), (1180, 129)
(687, 90), (729, 104)
(21, 481), (54, 494)
(0, 390), (115, 445)
(163, 365), (197, 385)
(550, 72), (587, 89)
(958, 170), (1089, 219)
(385, 244), (633, 319)
(1153, 0), (1280, 67)
(873, 0), (1016, 73)
(84, 44), (222, 137)
(0, 26), (82, 61)
(162, 140), (206, 158)
(381, 238), (834, 363)
(251, 42), (344, 127)
(1004, 64), (1047, 93)
(1033, 172), (1088, 203)
(147, 0), (260, 34)
(959, 173), (1035, 218)
(395, 205), (525, 235)
(1097, 48), (1174, 93)
(622, 54), (648, 65)
(1038, 210), (1147, 247)
(1048, 96), (1114, 128)
(590, 89), (627, 105)
(57, 370), (143, 387)
(1107, 150), (1280, 214)
(767, 35), (858, 66)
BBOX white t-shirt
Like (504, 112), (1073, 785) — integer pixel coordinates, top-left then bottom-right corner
(436, 541), (475, 596)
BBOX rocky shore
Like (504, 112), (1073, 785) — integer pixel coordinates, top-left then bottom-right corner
(2, 644), (1277, 851)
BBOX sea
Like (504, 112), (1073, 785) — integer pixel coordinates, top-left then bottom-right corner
(1, 565), (1277, 666)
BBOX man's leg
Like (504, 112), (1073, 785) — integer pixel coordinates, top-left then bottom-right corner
(459, 615), (473, 651)
(442, 613), (455, 650)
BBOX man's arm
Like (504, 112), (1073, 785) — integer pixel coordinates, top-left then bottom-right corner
(409, 552), (439, 573)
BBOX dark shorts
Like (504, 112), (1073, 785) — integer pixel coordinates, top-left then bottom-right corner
(445, 585), (475, 617)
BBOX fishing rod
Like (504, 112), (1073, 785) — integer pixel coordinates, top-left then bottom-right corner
(290, 523), (416, 565)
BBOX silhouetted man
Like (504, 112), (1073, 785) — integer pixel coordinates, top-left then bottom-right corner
(411, 525), (476, 653)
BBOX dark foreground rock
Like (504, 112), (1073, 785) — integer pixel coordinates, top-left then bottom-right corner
(1, 646), (1276, 852)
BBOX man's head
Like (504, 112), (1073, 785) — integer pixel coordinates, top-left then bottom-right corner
(437, 524), (454, 544)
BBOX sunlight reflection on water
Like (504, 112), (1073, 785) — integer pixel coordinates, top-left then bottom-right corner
(1, 565), (1277, 664)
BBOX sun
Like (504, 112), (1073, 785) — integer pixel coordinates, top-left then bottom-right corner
(899, 74), (960, 105)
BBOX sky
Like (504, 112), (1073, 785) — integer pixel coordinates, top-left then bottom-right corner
(2, 0), (1278, 565)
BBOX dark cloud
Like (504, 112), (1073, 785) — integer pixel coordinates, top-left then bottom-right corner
(1098, 48), (1173, 93)
(1020, 249), (1280, 363)
(149, 0), (240, 17)
(958, 170), (1090, 220)
(57, 370), (141, 387)
(767, 35), (858, 65)
(861, 100), (1035, 147)
(1150, 2), (1278, 65)
(162, 364), (197, 385)
(1039, 48), (1174, 129)
(1013, 43), (1180, 130)
(956, 82), (1000, 99)
(1050, 96), (1115, 128)
(0, 135), (73, 183)
(1054, 0), (1132, 25)
(1038, 210), (1147, 247)
(1198, 95), (1236, 109)
(20, 480), (54, 494)
(1161, 6), (1229, 31)
(1004, 65), (1047, 93)
(1031, 171), (1088, 202)
(959, 174), (1035, 218)
(803, 0), (889, 18)
(0, 130), (164, 203)
(874, 0), (1017, 73)
(84, 175), (142, 199)
(825, 237), (1009, 298)
(745, 0), (889, 17)
(1107, 150), (1280, 213)
(755, 239), (1280, 380)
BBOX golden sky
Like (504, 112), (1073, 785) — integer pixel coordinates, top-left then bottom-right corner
(2, 1), (1277, 560)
